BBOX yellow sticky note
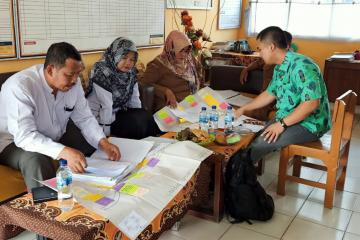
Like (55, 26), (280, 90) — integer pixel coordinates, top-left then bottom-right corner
(177, 105), (185, 111)
(88, 183), (113, 190)
(179, 118), (187, 123)
(120, 183), (139, 195)
(137, 159), (149, 168)
(204, 94), (219, 107)
(82, 193), (104, 202)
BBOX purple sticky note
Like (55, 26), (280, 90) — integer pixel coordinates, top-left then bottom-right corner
(96, 197), (114, 206)
(113, 182), (125, 191)
(147, 158), (160, 167)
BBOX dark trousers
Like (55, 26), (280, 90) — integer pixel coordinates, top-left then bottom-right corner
(250, 119), (319, 163)
(0, 120), (95, 191)
(111, 108), (161, 139)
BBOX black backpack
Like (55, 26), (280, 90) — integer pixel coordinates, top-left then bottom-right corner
(225, 148), (274, 224)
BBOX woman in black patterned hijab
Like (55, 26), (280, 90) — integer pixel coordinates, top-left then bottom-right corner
(87, 37), (159, 139)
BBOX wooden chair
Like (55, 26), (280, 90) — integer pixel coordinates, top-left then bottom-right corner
(277, 90), (357, 208)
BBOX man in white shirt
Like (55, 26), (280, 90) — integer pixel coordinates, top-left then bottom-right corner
(0, 42), (120, 190)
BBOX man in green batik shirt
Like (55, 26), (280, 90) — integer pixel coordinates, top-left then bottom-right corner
(235, 26), (331, 163)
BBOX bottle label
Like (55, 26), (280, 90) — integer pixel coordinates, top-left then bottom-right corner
(57, 177), (72, 188)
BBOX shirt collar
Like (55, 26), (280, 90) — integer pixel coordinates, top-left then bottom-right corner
(39, 65), (55, 95)
(277, 51), (293, 71)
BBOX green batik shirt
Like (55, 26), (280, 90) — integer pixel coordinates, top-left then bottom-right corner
(267, 51), (331, 137)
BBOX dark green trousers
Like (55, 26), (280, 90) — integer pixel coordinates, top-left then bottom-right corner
(0, 120), (96, 191)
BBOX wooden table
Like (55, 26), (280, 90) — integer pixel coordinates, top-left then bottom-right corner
(161, 132), (257, 222)
(0, 161), (207, 240)
(324, 59), (360, 104)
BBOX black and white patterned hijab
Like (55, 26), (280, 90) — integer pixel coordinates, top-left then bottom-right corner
(89, 37), (138, 110)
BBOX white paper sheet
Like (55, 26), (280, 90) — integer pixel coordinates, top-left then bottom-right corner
(91, 138), (153, 164)
(153, 87), (230, 131)
(169, 107), (199, 123)
(226, 94), (253, 107)
(72, 141), (212, 240)
(234, 115), (265, 132)
(118, 211), (148, 239)
(215, 90), (240, 99)
(73, 138), (153, 186)
(84, 158), (129, 177)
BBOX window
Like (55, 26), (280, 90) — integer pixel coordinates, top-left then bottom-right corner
(248, 0), (360, 41)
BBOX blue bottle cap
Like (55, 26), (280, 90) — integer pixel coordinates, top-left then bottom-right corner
(59, 159), (67, 166)
(227, 105), (232, 110)
(201, 107), (207, 110)
(212, 105), (217, 110)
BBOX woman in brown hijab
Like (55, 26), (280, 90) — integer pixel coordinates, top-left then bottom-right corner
(141, 30), (203, 112)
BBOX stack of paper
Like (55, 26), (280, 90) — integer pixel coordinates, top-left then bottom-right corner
(330, 53), (354, 62)
(215, 90), (240, 99)
(226, 94), (253, 107)
(72, 158), (130, 186)
(72, 137), (154, 186)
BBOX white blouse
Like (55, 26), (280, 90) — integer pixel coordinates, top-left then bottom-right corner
(87, 82), (141, 136)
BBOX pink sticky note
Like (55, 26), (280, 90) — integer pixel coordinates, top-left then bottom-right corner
(190, 101), (198, 107)
(164, 116), (174, 124)
(147, 158), (160, 167)
(96, 197), (114, 206)
(45, 178), (57, 189)
(219, 102), (229, 110)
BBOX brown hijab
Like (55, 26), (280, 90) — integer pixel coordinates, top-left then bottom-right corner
(159, 30), (198, 90)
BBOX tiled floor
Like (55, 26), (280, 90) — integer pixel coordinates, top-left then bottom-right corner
(11, 116), (360, 240)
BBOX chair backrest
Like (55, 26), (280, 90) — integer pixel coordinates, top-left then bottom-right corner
(208, 65), (264, 94)
(330, 90), (357, 156)
(0, 72), (17, 89)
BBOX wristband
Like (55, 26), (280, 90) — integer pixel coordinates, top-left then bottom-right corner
(279, 118), (288, 129)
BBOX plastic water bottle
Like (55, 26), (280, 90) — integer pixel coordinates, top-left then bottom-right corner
(224, 106), (234, 134)
(56, 159), (74, 211)
(208, 105), (219, 136)
(199, 107), (209, 131)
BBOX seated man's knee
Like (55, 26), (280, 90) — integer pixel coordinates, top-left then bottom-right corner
(19, 152), (55, 172)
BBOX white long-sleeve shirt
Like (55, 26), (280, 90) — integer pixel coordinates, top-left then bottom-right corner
(87, 82), (141, 136)
(0, 64), (105, 159)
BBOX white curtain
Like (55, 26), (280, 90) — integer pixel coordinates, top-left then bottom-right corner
(248, 0), (360, 40)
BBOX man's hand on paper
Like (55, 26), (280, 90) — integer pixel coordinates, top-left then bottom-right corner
(165, 88), (177, 108)
(99, 138), (121, 161)
(58, 146), (87, 173)
(261, 122), (285, 143)
(234, 107), (245, 119)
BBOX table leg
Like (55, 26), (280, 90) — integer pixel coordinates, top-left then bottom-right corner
(36, 234), (50, 240)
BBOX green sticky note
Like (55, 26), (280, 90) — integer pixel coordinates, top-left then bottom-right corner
(157, 110), (168, 119)
(120, 183), (139, 195)
(226, 134), (241, 144)
(185, 95), (196, 103)
(127, 172), (145, 179)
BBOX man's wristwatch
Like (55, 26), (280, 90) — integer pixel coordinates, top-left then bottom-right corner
(279, 118), (288, 129)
